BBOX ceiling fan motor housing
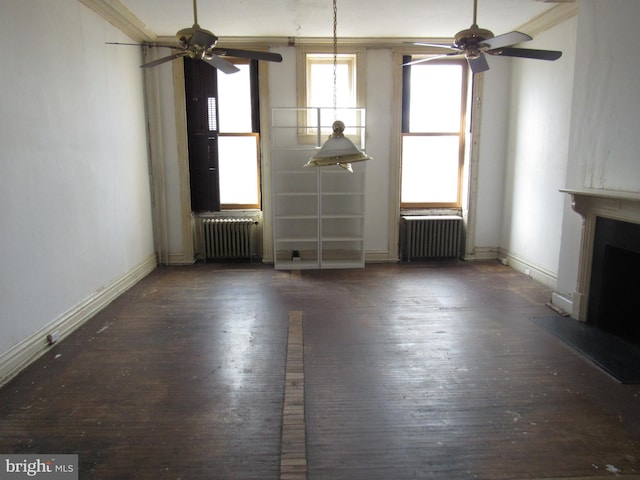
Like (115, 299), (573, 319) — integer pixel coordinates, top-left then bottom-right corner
(176, 25), (219, 50)
(454, 24), (494, 58)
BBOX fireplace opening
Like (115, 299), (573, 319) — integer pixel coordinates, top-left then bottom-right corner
(588, 217), (640, 346)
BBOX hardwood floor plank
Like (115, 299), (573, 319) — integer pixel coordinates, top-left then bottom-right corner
(0, 262), (638, 479)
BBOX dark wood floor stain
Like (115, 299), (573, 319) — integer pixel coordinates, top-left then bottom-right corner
(1, 262), (639, 479)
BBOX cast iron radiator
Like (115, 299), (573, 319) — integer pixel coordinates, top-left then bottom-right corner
(202, 218), (257, 261)
(401, 215), (462, 261)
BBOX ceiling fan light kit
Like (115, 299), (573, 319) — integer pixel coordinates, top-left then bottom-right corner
(406, 0), (563, 74)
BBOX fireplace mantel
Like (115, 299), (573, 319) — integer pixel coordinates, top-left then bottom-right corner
(561, 188), (640, 321)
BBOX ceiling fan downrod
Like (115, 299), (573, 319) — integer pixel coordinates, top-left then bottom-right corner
(193, 0), (199, 26)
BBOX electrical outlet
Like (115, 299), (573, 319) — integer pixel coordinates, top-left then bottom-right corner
(47, 330), (60, 345)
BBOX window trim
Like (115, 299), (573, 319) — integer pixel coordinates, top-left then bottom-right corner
(400, 57), (469, 209)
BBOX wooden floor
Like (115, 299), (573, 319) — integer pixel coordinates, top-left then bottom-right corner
(1, 261), (639, 479)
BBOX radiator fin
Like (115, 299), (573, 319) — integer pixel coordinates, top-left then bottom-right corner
(202, 218), (256, 261)
(402, 216), (462, 261)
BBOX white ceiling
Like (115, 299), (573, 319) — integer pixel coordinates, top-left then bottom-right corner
(117, 0), (568, 40)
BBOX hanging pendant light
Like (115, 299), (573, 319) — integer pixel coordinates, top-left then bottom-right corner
(304, 0), (372, 172)
(305, 120), (372, 172)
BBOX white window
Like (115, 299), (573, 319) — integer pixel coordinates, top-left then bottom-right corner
(306, 53), (357, 109)
(401, 59), (468, 208)
(297, 48), (365, 140)
(217, 62), (260, 209)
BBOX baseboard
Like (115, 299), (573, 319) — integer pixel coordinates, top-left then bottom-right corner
(464, 246), (500, 261)
(0, 254), (157, 387)
(168, 251), (196, 265)
(551, 292), (573, 317)
(365, 250), (398, 263)
(499, 249), (558, 289)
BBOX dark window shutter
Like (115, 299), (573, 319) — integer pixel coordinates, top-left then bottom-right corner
(184, 57), (220, 212)
(401, 55), (412, 133)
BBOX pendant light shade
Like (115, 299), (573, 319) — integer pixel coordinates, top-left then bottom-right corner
(305, 121), (372, 172)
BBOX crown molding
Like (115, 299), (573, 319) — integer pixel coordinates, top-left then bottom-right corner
(80, 0), (576, 49)
(516, 3), (579, 37)
(154, 36), (454, 49)
(78, 0), (157, 42)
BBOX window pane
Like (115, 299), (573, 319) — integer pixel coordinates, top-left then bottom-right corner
(307, 54), (355, 108)
(409, 63), (462, 132)
(217, 64), (252, 132)
(218, 136), (259, 205)
(401, 136), (459, 204)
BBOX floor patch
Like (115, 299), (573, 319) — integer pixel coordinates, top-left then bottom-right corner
(281, 311), (306, 479)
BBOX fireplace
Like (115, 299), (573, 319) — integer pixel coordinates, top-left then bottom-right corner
(563, 189), (640, 344)
(588, 217), (640, 344)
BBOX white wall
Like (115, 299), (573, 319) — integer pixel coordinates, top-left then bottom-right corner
(474, 60), (511, 250)
(498, 15), (577, 286)
(566, 0), (640, 192)
(556, 0), (640, 307)
(363, 49), (393, 255)
(0, 0), (155, 379)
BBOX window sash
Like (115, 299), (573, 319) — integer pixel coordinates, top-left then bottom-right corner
(296, 47), (365, 143)
(400, 59), (468, 208)
(305, 54), (356, 109)
(401, 134), (463, 207)
(218, 133), (261, 209)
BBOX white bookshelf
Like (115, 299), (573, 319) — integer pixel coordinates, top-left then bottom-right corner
(271, 108), (367, 270)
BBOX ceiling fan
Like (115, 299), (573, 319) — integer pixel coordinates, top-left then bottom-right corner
(405, 0), (562, 74)
(135, 0), (282, 73)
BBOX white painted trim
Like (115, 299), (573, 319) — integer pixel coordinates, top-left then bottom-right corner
(464, 74), (484, 260)
(516, 3), (579, 37)
(258, 62), (274, 265)
(389, 50), (404, 265)
(168, 252), (197, 266)
(499, 249), (558, 290)
(143, 57), (170, 266)
(551, 291), (573, 316)
(172, 60), (195, 264)
(464, 246), (500, 261)
(561, 189), (640, 321)
(0, 255), (157, 387)
(366, 250), (398, 263)
(78, 0), (156, 42)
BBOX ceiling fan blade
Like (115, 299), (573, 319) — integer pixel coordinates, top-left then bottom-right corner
(211, 48), (283, 63)
(106, 42), (142, 46)
(467, 53), (489, 74)
(488, 47), (562, 61)
(141, 52), (186, 68)
(481, 31), (532, 50)
(203, 55), (241, 74)
(402, 53), (458, 67)
(412, 42), (458, 51)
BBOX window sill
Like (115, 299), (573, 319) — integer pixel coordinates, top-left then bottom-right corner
(401, 207), (462, 217)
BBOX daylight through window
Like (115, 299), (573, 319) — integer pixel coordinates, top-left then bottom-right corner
(401, 59), (468, 208)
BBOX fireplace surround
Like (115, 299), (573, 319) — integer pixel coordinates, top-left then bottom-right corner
(562, 189), (640, 342)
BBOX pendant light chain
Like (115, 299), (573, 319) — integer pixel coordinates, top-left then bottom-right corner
(332, 0), (338, 114)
